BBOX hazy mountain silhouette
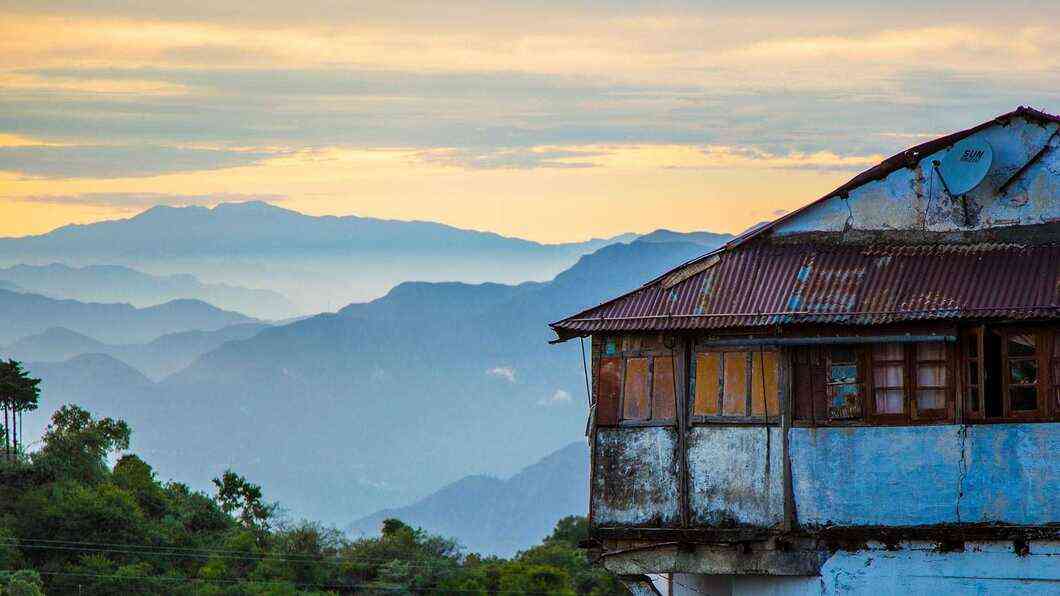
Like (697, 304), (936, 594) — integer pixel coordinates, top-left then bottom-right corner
(129, 237), (722, 521)
(0, 289), (255, 344)
(0, 201), (636, 313)
(19, 233), (729, 522)
(0, 263), (296, 320)
(348, 441), (588, 557)
(6, 323), (270, 380)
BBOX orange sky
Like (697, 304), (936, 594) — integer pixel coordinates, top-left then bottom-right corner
(1, 2), (1058, 241)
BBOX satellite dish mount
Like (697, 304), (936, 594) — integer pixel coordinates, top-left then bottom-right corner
(934, 138), (993, 227)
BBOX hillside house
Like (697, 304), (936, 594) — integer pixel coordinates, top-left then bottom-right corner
(550, 107), (1060, 595)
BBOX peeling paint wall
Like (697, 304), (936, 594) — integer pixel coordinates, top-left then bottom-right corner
(687, 426), (785, 527)
(670, 541), (1060, 595)
(790, 424), (1060, 527)
(592, 427), (681, 527)
(774, 116), (1060, 237)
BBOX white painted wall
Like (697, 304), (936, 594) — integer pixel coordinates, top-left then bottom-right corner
(671, 541), (1060, 596)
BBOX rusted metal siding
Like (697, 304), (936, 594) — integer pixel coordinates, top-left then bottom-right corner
(552, 243), (1060, 338)
(592, 427), (681, 527)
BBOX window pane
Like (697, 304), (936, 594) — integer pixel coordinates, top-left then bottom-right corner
(875, 389), (904, 414)
(917, 389), (946, 410)
(874, 365), (904, 387)
(966, 386), (980, 413)
(917, 364), (948, 387)
(750, 351), (779, 416)
(967, 361), (979, 386)
(723, 352), (748, 416)
(693, 352), (721, 415)
(1011, 386), (1038, 411)
(873, 343), (903, 361)
(830, 364), (858, 384)
(623, 357), (650, 420)
(1009, 359), (1038, 385)
(828, 384), (862, 419)
(1007, 334), (1036, 357)
(917, 342), (945, 361)
(651, 356), (676, 420)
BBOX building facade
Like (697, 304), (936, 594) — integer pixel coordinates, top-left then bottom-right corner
(550, 107), (1060, 595)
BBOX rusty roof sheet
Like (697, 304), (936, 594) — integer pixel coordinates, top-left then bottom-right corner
(550, 243), (1060, 339)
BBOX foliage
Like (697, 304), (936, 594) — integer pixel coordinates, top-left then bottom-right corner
(0, 399), (630, 595)
(0, 360), (40, 460)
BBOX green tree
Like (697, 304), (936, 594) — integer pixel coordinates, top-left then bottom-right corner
(32, 405), (130, 483)
(212, 470), (276, 533)
(0, 360), (40, 459)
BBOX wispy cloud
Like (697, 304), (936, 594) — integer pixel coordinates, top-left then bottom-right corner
(418, 147), (605, 170)
(12, 192), (284, 208)
(538, 389), (572, 407)
(0, 145), (284, 179)
(486, 366), (517, 383)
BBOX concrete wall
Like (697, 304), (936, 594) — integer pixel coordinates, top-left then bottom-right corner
(773, 116), (1060, 237)
(687, 426), (785, 527)
(592, 426), (681, 527)
(670, 541), (1060, 595)
(790, 423), (1060, 527)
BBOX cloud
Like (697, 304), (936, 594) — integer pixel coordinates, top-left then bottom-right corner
(0, 145), (284, 179)
(418, 147), (605, 170)
(538, 389), (573, 407)
(486, 366), (516, 383)
(12, 193), (284, 208)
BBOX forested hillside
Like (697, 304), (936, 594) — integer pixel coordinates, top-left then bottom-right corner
(0, 402), (628, 595)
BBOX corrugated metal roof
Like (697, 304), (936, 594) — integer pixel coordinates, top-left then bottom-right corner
(550, 243), (1060, 339)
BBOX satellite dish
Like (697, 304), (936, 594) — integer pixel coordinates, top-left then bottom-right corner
(937, 138), (993, 195)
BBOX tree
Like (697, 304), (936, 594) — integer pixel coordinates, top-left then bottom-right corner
(33, 405), (130, 482)
(0, 360), (40, 459)
(212, 469), (276, 533)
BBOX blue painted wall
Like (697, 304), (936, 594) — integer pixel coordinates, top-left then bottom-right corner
(790, 423), (1060, 527)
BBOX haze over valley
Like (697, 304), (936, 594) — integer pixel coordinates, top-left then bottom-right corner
(0, 203), (731, 553)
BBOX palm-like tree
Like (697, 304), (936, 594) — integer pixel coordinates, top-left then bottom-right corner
(0, 360), (41, 459)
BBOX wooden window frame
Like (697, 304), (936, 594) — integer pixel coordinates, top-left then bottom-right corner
(866, 343), (908, 424)
(1000, 328), (1047, 420)
(962, 327), (985, 422)
(824, 346), (866, 422)
(910, 342), (955, 421)
(614, 349), (679, 427)
(1051, 329), (1060, 421)
(689, 346), (781, 425)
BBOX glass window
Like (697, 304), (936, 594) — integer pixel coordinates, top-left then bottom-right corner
(914, 341), (950, 413)
(827, 347), (863, 419)
(871, 343), (905, 415)
(1005, 332), (1039, 413)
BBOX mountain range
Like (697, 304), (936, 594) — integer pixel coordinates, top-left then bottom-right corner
(0, 201), (639, 314)
(0, 263), (296, 320)
(348, 441), (588, 557)
(0, 289), (255, 345)
(5, 323), (270, 380)
(14, 234), (727, 526)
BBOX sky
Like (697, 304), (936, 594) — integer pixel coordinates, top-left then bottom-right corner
(0, 1), (1058, 242)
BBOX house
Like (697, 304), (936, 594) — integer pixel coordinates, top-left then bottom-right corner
(549, 107), (1060, 595)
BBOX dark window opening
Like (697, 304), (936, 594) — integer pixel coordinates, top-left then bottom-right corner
(983, 330), (1003, 418)
(826, 347), (863, 420)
